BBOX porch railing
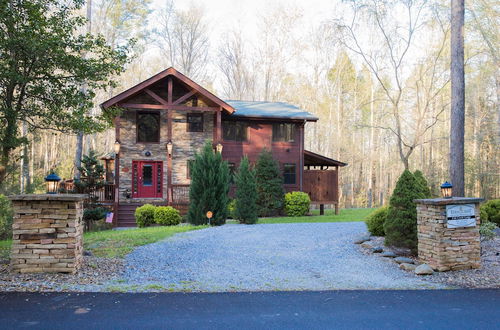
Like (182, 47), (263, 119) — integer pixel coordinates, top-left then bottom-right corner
(59, 181), (115, 204)
(170, 184), (190, 204)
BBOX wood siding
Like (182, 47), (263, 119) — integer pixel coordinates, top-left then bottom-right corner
(303, 170), (338, 203)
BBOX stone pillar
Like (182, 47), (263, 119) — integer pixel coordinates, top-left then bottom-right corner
(8, 194), (87, 274)
(415, 197), (483, 271)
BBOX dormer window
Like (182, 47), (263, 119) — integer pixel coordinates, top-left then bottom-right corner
(137, 112), (160, 143)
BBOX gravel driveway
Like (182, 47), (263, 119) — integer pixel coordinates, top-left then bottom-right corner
(120, 222), (445, 292)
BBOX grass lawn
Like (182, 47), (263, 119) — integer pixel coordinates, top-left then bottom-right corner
(257, 208), (374, 224)
(0, 225), (206, 260)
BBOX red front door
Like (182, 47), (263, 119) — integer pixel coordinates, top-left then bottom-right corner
(132, 161), (163, 198)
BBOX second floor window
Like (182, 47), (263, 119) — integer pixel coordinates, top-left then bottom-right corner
(187, 113), (203, 132)
(272, 123), (295, 142)
(137, 112), (160, 143)
(223, 121), (248, 141)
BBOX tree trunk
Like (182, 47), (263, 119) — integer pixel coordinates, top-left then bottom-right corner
(450, 0), (465, 196)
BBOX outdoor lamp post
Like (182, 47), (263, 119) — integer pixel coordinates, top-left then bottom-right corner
(166, 141), (173, 156)
(44, 171), (61, 194)
(441, 181), (453, 198)
(216, 143), (223, 153)
(114, 141), (121, 155)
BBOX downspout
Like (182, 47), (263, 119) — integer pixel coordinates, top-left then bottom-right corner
(300, 120), (305, 191)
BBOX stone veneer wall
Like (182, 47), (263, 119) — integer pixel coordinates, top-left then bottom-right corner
(118, 109), (214, 201)
(416, 198), (482, 271)
(8, 194), (86, 274)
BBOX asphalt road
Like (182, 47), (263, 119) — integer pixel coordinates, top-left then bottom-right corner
(1, 290), (499, 329)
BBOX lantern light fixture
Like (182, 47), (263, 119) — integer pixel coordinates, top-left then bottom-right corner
(166, 141), (173, 156)
(441, 181), (453, 198)
(114, 141), (121, 155)
(216, 143), (223, 153)
(44, 171), (61, 194)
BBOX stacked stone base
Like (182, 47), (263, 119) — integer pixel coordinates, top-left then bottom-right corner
(9, 194), (86, 274)
(416, 199), (481, 272)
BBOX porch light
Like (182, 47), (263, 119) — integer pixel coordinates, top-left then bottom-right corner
(44, 171), (61, 194)
(441, 181), (453, 198)
(216, 143), (223, 153)
(166, 141), (173, 156)
(114, 141), (121, 155)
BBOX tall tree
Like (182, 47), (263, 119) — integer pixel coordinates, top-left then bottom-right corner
(255, 149), (285, 216)
(0, 0), (128, 186)
(450, 0), (465, 196)
(234, 157), (258, 224)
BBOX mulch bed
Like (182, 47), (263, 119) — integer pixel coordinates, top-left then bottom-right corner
(0, 256), (124, 292)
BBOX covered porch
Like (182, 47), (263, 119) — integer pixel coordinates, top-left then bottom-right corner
(302, 150), (347, 215)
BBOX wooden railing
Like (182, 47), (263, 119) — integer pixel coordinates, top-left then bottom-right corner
(170, 184), (190, 204)
(59, 181), (115, 204)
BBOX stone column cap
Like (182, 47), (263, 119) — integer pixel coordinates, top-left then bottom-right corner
(8, 194), (87, 201)
(414, 197), (484, 205)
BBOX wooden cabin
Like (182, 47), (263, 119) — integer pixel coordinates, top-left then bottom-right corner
(101, 67), (347, 227)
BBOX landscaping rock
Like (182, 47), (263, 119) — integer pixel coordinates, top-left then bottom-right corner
(354, 236), (370, 244)
(84, 250), (93, 257)
(371, 247), (384, 253)
(415, 264), (434, 275)
(361, 242), (374, 249)
(399, 263), (417, 271)
(394, 257), (414, 264)
(381, 251), (397, 258)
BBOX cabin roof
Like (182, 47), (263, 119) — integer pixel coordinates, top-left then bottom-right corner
(304, 150), (348, 167)
(225, 100), (318, 122)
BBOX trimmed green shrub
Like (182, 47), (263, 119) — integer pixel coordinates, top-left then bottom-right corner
(188, 141), (230, 226)
(227, 199), (237, 219)
(0, 194), (13, 239)
(284, 192), (310, 217)
(414, 170), (431, 198)
(480, 199), (500, 226)
(479, 221), (498, 241)
(154, 206), (181, 226)
(384, 170), (426, 252)
(255, 149), (285, 216)
(135, 204), (156, 228)
(365, 206), (388, 236)
(235, 157), (258, 224)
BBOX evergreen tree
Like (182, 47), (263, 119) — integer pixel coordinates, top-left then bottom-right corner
(414, 170), (431, 198)
(188, 141), (230, 226)
(235, 157), (258, 224)
(255, 149), (284, 216)
(384, 170), (425, 252)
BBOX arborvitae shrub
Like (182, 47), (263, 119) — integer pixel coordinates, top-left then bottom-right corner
(188, 141), (230, 226)
(284, 192), (311, 217)
(365, 206), (388, 236)
(0, 195), (13, 239)
(135, 204), (156, 227)
(255, 149), (284, 216)
(154, 206), (181, 226)
(235, 157), (258, 224)
(480, 199), (500, 226)
(384, 170), (425, 252)
(414, 170), (431, 198)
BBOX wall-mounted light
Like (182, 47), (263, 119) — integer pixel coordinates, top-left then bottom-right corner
(441, 181), (453, 198)
(114, 141), (121, 155)
(216, 143), (223, 153)
(44, 171), (61, 194)
(166, 141), (173, 156)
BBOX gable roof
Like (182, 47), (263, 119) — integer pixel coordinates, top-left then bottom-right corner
(225, 100), (318, 122)
(100, 67), (235, 113)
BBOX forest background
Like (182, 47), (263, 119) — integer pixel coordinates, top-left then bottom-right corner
(2, 0), (498, 208)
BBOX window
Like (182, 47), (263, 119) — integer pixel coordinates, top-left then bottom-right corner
(137, 112), (160, 143)
(223, 121), (248, 141)
(187, 160), (194, 179)
(187, 113), (203, 132)
(272, 123), (295, 142)
(228, 162), (236, 184)
(283, 163), (296, 184)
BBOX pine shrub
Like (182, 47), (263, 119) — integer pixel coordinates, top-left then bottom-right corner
(255, 149), (285, 216)
(365, 206), (388, 236)
(414, 170), (431, 198)
(154, 206), (181, 226)
(384, 170), (426, 251)
(235, 157), (258, 224)
(188, 141), (230, 226)
(284, 192), (310, 217)
(480, 199), (500, 226)
(0, 194), (13, 240)
(135, 204), (156, 228)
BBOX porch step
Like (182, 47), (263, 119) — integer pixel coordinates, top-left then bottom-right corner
(116, 202), (189, 227)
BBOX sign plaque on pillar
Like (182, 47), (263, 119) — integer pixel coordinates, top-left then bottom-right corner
(445, 204), (476, 228)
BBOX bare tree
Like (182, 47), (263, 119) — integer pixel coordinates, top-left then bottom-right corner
(154, 1), (209, 81)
